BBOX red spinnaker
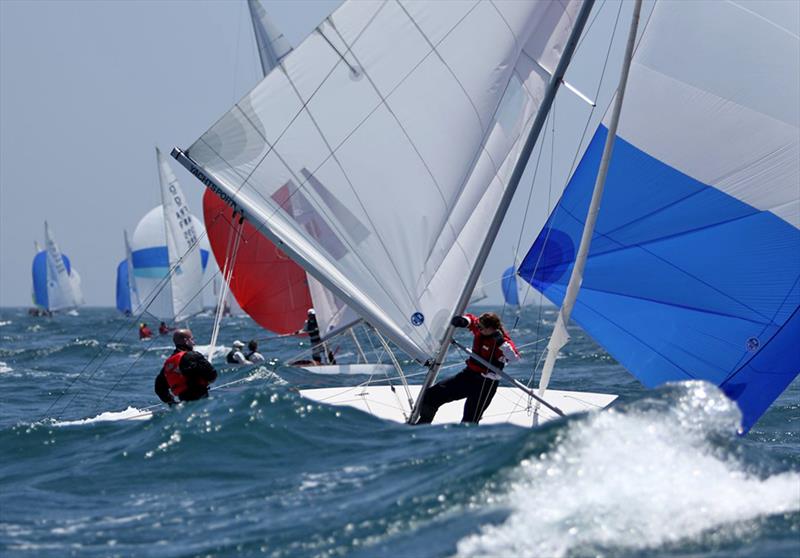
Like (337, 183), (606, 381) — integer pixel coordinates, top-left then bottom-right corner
(203, 190), (312, 334)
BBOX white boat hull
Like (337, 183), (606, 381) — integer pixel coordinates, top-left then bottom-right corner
(293, 363), (397, 375)
(300, 385), (617, 427)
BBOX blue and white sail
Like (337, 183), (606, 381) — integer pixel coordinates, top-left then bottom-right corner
(115, 230), (141, 314)
(520, 0), (800, 432)
(32, 222), (84, 312)
(130, 149), (210, 322)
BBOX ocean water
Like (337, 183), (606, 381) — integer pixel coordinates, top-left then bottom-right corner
(1, 307), (798, 558)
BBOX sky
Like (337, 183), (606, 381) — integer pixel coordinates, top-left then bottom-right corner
(0, 0), (641, 308)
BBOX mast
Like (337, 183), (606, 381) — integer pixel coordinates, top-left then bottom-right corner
(535, 0), (642, 410)
(408, 0), (597, 424)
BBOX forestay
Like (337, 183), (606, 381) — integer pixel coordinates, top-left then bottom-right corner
(180, 0), (586, 362)
(521, 0), (800, 432)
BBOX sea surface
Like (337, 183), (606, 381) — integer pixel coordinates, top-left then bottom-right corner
(1, 307), (798, 558)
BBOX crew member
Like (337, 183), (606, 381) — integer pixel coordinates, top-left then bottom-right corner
(416, 312), (519, 424)
(158, 321), (172, 335)
(139, 322), (153, 340)
(154, 329), (218, 404)
(246, 340), (265, 364)
(226, 340), (251, 365)
(295, 309), (324, 364)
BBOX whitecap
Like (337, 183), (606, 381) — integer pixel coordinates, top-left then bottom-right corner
(0, 361), (12, 373)
(53, 406), (153, 426)
(456, 382), (800, 558)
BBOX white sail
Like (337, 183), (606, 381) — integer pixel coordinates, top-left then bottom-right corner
(43, 222), (81, 311)
(131, 206), (209, 321)
(248, 0), (292, 75)
(307, 275), (359, 336)
(156, 147), (205, 322)
(124, 229), (142, 312)
(182, 0), (585, 362)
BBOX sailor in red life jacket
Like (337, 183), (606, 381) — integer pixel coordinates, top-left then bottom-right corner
(416, 312), (519, 424)
(154, 329), (218, 405)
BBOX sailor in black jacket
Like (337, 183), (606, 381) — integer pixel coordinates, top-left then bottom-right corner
(155, 329), (218, 404)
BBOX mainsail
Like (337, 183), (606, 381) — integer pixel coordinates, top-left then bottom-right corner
(178, 0), (588, 362)
(520, 0), (800, 432)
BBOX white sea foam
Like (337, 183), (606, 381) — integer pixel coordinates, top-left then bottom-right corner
(53, 406), (152, 426)
(0, 320), (12, 327)
(457, 382), (800, 558)
(0, 361), (12, 373)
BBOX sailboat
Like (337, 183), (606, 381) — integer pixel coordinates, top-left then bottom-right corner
(172, 0), (616, 425)
(129, 147), (211, 322)
(519, 0), (800, 433)
(115, 230), (141, 315)
(31, 222), (84, 314)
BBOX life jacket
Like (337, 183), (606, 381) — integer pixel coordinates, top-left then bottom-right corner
(226, 350), (239, 364)
(163, 351), (210, 397)
(162, 351), (189, 396)
(466, 330), (509, 374)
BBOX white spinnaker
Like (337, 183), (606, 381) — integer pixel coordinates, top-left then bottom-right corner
(157, 147), (205, 322)
(185, 0), (583, 361)
(43, 222), (80, 311)
(124, 229), (142, 313)
(616, 0), (799, 227)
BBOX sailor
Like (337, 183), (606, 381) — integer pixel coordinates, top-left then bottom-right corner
(158, 321), (172, 335)
(295, 308), (324, 364)
(226, 340), (251, 365)
(139, 322), (153, 339)
(245, 340), (265, 364)
(415, 312), (519, 424)
(154, 329), (218, 404)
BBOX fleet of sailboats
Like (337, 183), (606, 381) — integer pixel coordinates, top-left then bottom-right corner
(168, 0), (798, 431)
(26, 0), (799, 434)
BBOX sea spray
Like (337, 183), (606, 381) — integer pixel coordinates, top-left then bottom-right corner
(456, 382), (800, 558)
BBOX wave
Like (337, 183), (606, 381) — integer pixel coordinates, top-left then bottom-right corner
(0, 361), (12, 373)
(455, 382), (800, 558)
(52, 406), (153, 426)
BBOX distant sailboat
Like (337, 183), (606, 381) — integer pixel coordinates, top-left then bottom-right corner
(115, 230), (141, 315)
(31, 222), (84, 314)
(129, 148), (211, 322)
(174, 0), (614, 424)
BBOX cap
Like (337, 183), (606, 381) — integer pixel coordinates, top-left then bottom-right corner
(307, 308), (315, 315)
(232, 340), (245, 348)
